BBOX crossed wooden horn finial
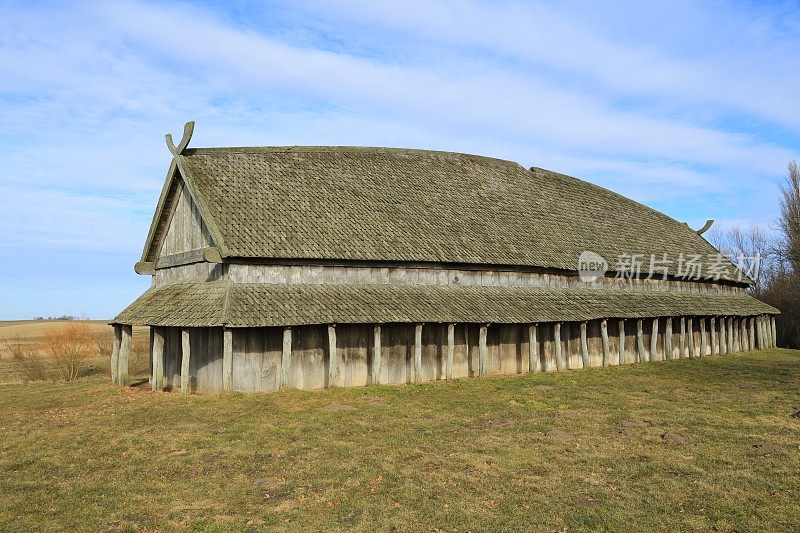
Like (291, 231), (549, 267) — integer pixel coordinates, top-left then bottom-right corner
(165, 121), (195, 156)
(684, 219), (714, 235)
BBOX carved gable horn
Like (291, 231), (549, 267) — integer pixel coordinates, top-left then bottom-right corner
(166, 121), (195, 156)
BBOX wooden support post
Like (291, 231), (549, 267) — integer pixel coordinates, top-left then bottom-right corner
(732, 318), (740, 353)
(728, 317), (735, 353)
(748, 317), (755, 351)
(222, 328), (233, 392)
(650, 318), (659, 362)
(771, 316), (777, 348)
(720, 317), (727, 355)
(152, 326), (165, 391)
(445, 324), (454, 380)
(699, 318), (707, 357)
(181, 328), (191, 394)
(600, 319), (609, 367)
(478, 324), (488, 377)
(679, 317), (686, 359)
(618, 319), (625, 365)
(281, 326), (292, 389)
(687, 318), (695, 359)
(743, 318), (750, 351)
(118, 324), (131, 386)
(374, 324), (383, 384)
(563, 322), (573, 370)
(737, 319), (745, 352)
(665, 318), (673, 361)
(414, 323), (424, 382)
(710, 317), (717, 355)
(328, 325), (338, 387)
(553, 322), (563, 371)
(580, 321), (589, 369)
(110, 325), (121, 384)
(528, 324), (539, 373)
(636, 319), (645, 363)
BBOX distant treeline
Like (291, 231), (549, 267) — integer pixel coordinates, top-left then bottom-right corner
(33, 314), (91, 321)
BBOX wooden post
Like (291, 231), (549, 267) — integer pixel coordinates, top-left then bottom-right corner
(650, 318), (659, 362)
(152, 326), (165, 391)
(600, 319), (609, 367)
(414, 323), (424, 382)
(710, 317), (717, 355)
(328, 325), (338, 387)
(665, 317), (673, 361)
(553, 322), (563, 371)
(636, 319), (645, 363)
(738, 318), (746, 352)
(687, 318), (695, 359)
(222, 328), (233, 392)
(720, 317), (727, 355)
(771, 316), (777, 348)
(580, 321), (589, 369)
(110, 325), (121, 384)
(699, 318), (707, 357)
(732, 318), (740, 353)
(281, 326), (292, 389)
(528, 324), (539, 373)
(679, 317), (686, 359)
(728, 317), (735, 353)
(445, 324), (454, 380)
(374, 324), (383, 384)
(618, 319), (625, 365)
(478, 324), (488, 377)
(181, 328), (191, 394)
(748, 317), (755, 351)
(118, 324), (131, 386)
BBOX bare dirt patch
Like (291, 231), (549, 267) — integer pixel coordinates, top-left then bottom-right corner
(661, 431), (696, 444)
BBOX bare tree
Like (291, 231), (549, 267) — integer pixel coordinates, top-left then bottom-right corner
(778, 160), (800, 269)
(707, 223), (774, 296)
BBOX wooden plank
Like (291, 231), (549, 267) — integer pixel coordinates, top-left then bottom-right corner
(414, 323), (423, 382)
(720, 317), (728, 355)
(600, 319), (609, 367)
(665, 317), (673, 361)
(580, 321), (589, 369)
(446, 324), (454, 380)
(281, 326), (292, 389)
(710, 317), (717, 355)
(771, 316), (777, 348)
(373, 324), (383, 384)
(679, 317), (686, 359)
(327, 325), (338, 387)
(110, 325), (121, 384)
(749, 317), (755, 351)
(650, 318), (658, 362)
(478, 324), (488, 377)
(152, 327), (165, 391)
(118, 325), (131, 386)
(554, 322), (563, 371)
(618, 319), (625, 365)
(528, 324), (540, 373)
(181, 328), (191, 393)
(636, 319), (645, 363)
(699, 318), (707, 357)
(222, 328), (233, 391)
(728, 317), (735, 353)
(740, 318), (748, 351)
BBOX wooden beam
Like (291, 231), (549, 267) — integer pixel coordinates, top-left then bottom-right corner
(741, 318), (749, 351)
(554, 322), (563, 371)
(281, 326), (292, 389)
(478, 324), (488, 377)
(771, 316), (777, 348)
(152, 326), (165, 391)
(748, 317), (755, 351)
(414, 323), (424, 382)
(134, 261), (155, 275)
(580, 321), (589, 369)
(665, 317), (673, 361)
(528, 324), (539, 373)
(600, 319), (610, 367)
(202, 246), (223, 264)
(181, 328), (191, 394)
(650, 318), (659, 362)
(679, 317), (686, 359)
(699, 318), (707, 357)
(636, 319), (645, 363)
(710, 317), (717, 355)
(110, 325), (121, 384)
(728, 317), (735, 353)
(719, 317), (727, 355)
(687, 318), (695, 359)
(328, 325), (338, 387)
(222, 328), (233, 392)
(563, 322), (572, 370)
(618, 319), (625, 365)
(374, 324), (383, 384)
(118, 324), (131, 386)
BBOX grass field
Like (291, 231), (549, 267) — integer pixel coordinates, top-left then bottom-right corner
(0, 348), (798, 531)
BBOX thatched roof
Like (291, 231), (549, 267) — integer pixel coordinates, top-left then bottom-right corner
(116, 280), (777, 327)
(142, 146), (744, 283)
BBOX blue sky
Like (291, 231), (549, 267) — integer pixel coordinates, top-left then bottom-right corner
(0, 0), (798, 320)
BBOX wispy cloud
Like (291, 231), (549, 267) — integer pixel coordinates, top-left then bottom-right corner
(0, 0), (797, 318)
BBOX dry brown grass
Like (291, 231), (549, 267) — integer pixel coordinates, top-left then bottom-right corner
(41, 323), (97, 381)
(1, 335), (48, 381)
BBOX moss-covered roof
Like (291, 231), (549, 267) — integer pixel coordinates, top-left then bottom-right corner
(115, 281), (777, 327)
(143, 146), (744, 283)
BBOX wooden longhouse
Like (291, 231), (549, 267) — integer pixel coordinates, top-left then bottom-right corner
(110, 122), (779, 393)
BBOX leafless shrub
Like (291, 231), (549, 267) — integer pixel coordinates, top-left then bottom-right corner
(3, 335), (48, 382)
(42, 323), (96, 381)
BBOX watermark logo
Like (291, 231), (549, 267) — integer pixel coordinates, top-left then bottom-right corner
(578, 251), (609, 282)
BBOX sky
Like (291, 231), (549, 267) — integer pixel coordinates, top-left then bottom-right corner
(0, 0), (798, 320)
